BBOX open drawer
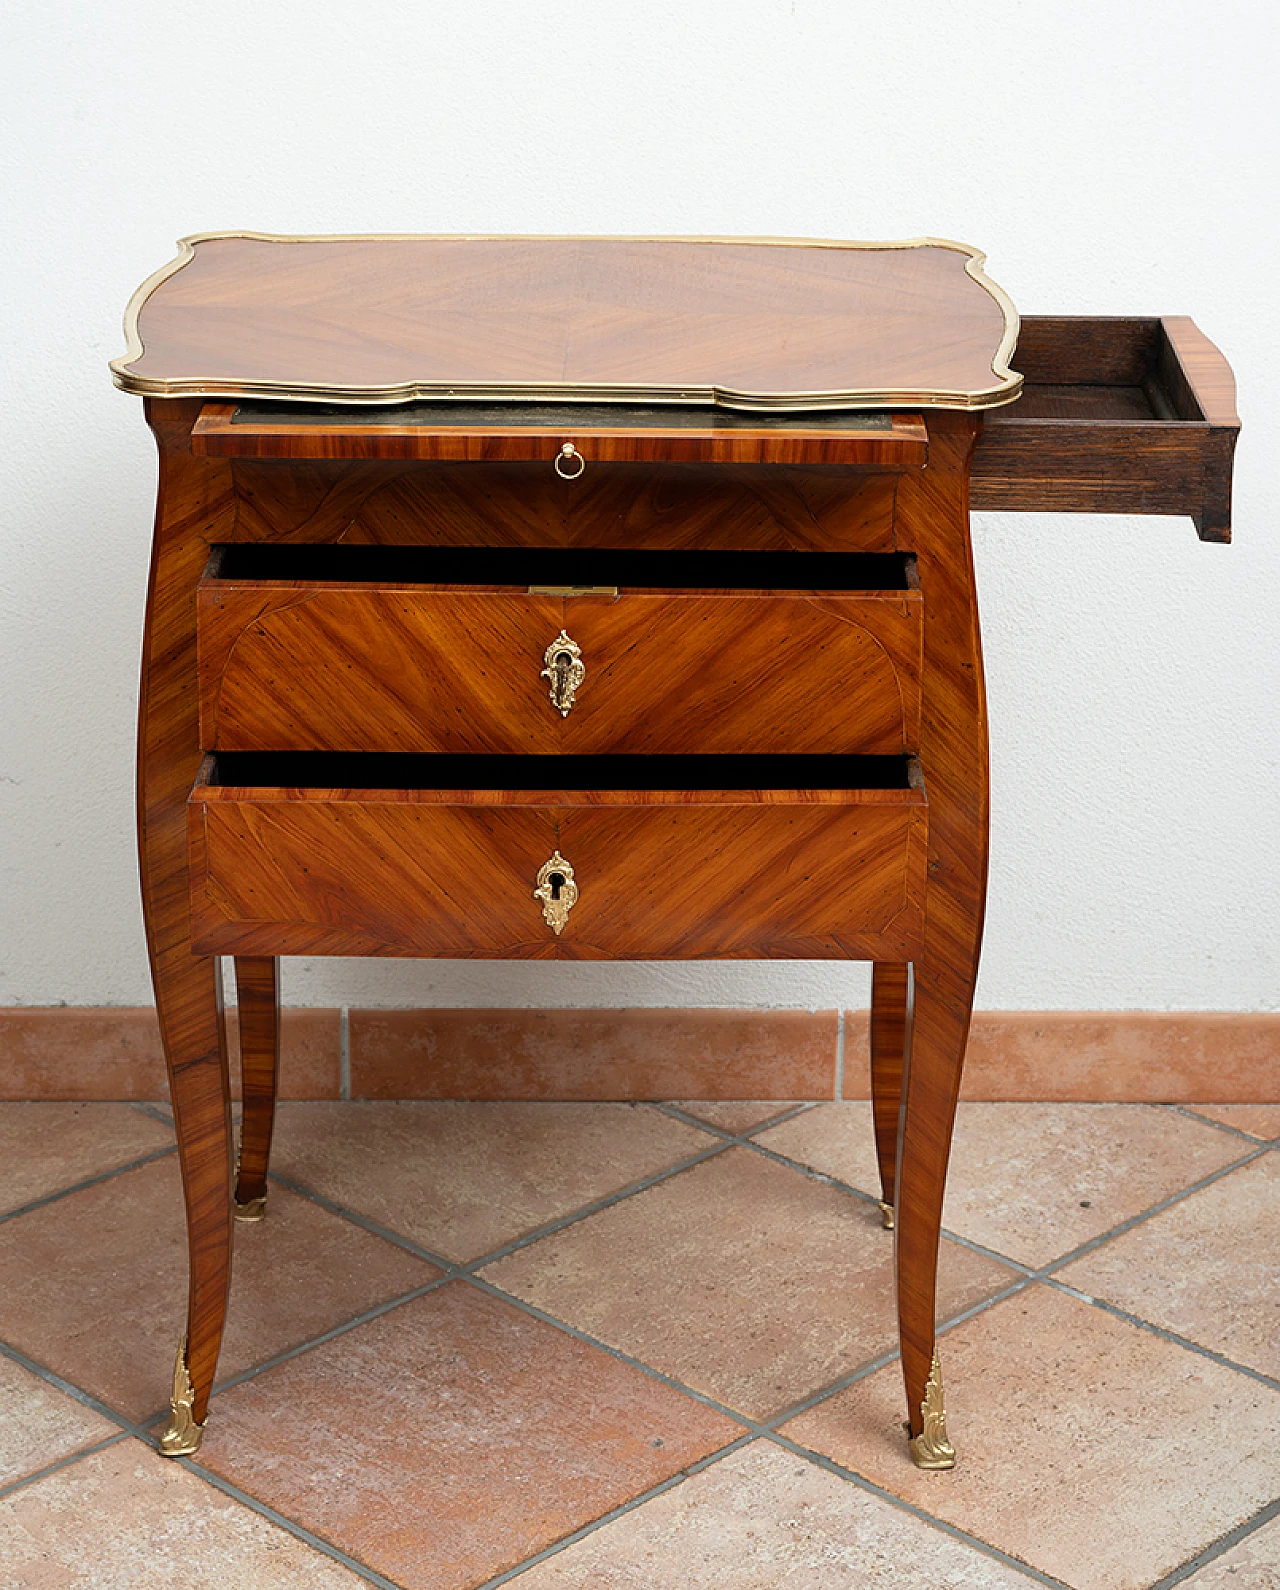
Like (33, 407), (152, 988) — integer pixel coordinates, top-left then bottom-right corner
(188, 752), (928, 962)
(197, 545), (923, 757)
(971, 316), (1239, 540)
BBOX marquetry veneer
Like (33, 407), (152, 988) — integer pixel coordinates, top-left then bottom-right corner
(115, 234), (1238, 1474)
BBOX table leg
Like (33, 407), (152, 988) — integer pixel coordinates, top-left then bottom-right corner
(151, 955), (233, 1456)
(891, 411), (989, 1468)
(138, 399), (238, 1456)
(870, 962), (909, 1229)
(232, 957), (280, 1221)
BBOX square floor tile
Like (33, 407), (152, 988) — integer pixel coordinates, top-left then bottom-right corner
(782, 1283), (1280, 1590)
(271, 1100), (711, 1262)
(1060, 1152), (1280, 1379)
(483, 1146), (1016, 1420)
(0, 1103), (173, 1214)
(764, 1103), (1250, 1267)
(1187, 1104), (1280, 1141)
(195, 1281), (739, 1590)
(669, 1101), (810, 1135)
(0, 1439), (367, 1587)
(0, 1155), (437, 1419)
(0, 1354), (118, 1487)
(513, 1438), (1037, 1588)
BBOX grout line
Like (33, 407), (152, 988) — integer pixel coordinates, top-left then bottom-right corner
(130, 1100), (174, 1126)
(267, 1171), (458, 1270)
(0, 1431), (133, 1503)
(648, 1102), (741, 1141)
(470, 1435), (758, 1589)
(0, 1145), (178, 1227)
(934, 1226), (1038, 1275)
(761, 1276), (1036, 1430)
(1041, 1279), (1280, 1393)
(1166, 1102), (1280, 1147)
(1036, 1144), (1269, 1277)
(464, 1141), (734, 1271)
(766, 1431), (1072, 1588)
(168, 1459), (404, 1590)
(1146, 1492), (1280, 1589)
(464, 1272), (763, 1430)
(339, 1006), (351, 1101)
(197, 1277), (453, 1405)
(834, 1007), (846, 1101)
(742, 1101), (817, 1136)
(0, 1340), (150, 1439)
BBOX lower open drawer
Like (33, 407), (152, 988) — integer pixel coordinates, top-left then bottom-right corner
(188, 753), (927, 961)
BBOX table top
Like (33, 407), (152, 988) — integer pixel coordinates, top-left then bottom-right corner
(111, 232), (1022, 412)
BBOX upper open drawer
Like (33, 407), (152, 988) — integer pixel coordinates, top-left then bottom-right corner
(971, 317), (1239, 541)
(191, 400), (928, 470)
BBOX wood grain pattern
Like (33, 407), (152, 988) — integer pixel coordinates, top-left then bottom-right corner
(227, 460), (902, 556)
(192, 401), (930, 468)
(891, 412), (990, 1443)
(196, 583), (923, 756)
(870, 962), (909, 1210)
(232, 957), (279, 1208)
(136, 399), (237, 1425)
(187, 782), (928, 963)
(971, 316), (1240, 541)
(115, 234), (1020, 409)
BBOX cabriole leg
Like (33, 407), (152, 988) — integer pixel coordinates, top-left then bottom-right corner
(152, 953), (233, 1456)
(233, 957), (280, 1221)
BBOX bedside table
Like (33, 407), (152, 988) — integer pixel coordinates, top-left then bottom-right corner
(112, 232), (1238, 1468)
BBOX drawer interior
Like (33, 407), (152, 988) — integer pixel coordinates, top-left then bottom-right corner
(199, 751), (922, 797)
(208, 544), (916, 593)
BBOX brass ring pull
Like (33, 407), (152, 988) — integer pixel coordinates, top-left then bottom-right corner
(534, 852), (578, 936)
(554, 442), (585, 480)
(541, 630), (585, 716)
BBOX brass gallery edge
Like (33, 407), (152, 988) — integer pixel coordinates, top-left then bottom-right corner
(110, 231), (1023, 412)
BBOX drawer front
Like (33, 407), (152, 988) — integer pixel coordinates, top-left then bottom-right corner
(198, 586), (922, 756)
(228, 460), (900, 553)
(188, 784), (927, 961)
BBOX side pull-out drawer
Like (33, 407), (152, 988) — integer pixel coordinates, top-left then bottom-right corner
(188, 753), (927, 963)
(971, 316), (1239, 541)
(197, 547), (923, 757)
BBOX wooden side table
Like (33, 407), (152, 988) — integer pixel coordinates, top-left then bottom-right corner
(113, 233), (1239, 1467)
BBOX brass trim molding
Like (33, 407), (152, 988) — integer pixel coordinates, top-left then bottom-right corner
(907, 1349), (956, 1470)
(158, 1335), (205, 1457)
(111, 231), (1022, 412)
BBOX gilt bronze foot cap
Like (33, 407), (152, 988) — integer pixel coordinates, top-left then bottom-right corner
(905, 1350), (955, 1470)
(158, 1336), (206, 1457)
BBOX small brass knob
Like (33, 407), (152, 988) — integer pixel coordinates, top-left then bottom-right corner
(534, 852), (578, 936)
(541, 630), (585, 716)
(555, 442), (585, 480)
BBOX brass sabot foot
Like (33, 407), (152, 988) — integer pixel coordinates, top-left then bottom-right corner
(158, 1336), (205, 1457)
(878, 1200), (895, 1230)
(906, 1349), (955, 1470)
(233, 1193), (267, 1222)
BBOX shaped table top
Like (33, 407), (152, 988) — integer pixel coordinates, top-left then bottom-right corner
(112, 232), (1021, 412)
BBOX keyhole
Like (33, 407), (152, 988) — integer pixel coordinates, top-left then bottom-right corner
(554, 652), (572, 692)
(548, 872), (565, 901)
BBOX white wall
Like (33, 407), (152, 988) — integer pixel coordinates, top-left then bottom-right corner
(2, 0), (1276, 1013)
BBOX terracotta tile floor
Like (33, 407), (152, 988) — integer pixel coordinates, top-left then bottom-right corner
(0, 1099), (1277, 1590)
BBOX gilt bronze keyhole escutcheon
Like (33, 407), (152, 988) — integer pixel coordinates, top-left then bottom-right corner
(541, 630), (585, 716)
(533, 852), (578, 936)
